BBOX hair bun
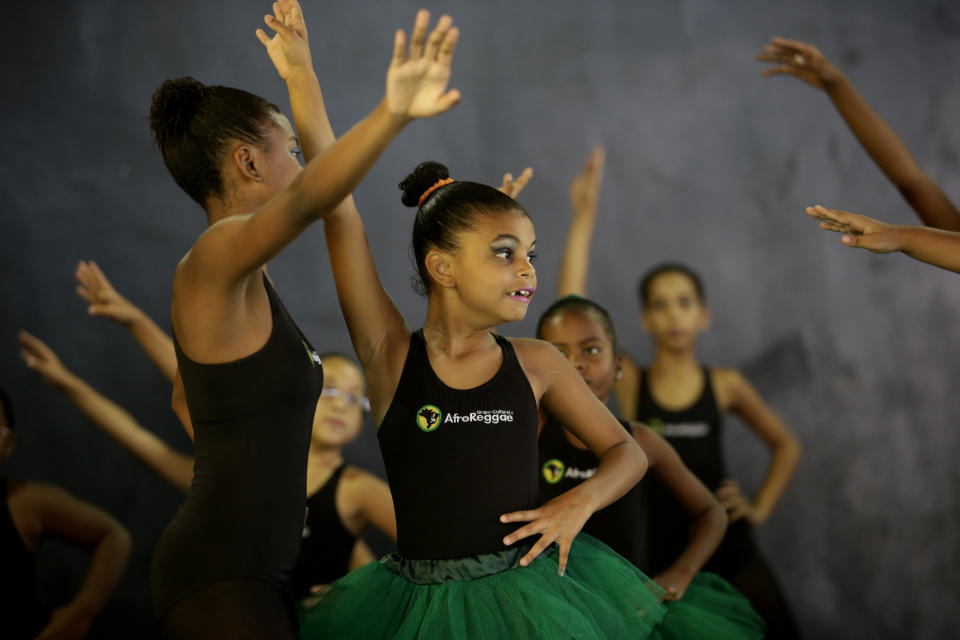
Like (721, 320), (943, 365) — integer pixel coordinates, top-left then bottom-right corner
(149, 77), (206, 149)
(399, 161), (450, 207)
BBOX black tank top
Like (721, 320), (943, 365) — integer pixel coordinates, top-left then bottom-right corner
(1, 477), (50, 639)
(538, 418), (647, 569)
(292, 464), (357, 598)
(378, 330), (539, 559)
(636, 366), (725, 573)
(151, 273), (324, 615)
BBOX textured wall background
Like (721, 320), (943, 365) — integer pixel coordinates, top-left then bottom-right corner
(1, 1), (958, 637)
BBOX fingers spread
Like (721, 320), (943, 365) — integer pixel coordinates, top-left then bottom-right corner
(519, 534), (553, 568)
(408, 10), (430, 59)
(434, 88), (461, 113)
(437, 27), (459, 67)
(556, 538), (571, 576)
(256, 28), (272, 47)
(424, 15), (452, 61)
(391, 29), (406, 67)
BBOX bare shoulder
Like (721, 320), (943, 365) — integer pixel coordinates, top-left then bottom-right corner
(508, 337), (565, 397)
(710, 366), (746, 411)
(340, 465), (383, 487)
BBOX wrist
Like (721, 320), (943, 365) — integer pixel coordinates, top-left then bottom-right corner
(822, 68), (848, 92)
(378, 97), (413, 129)
(285, 68), (319, 89)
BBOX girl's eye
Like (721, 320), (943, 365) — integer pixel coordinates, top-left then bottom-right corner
(291, 147), (302, 159)
(527, 252), (538, 263)
(585, 346), (602, 357)
(493, 248), (513, 260)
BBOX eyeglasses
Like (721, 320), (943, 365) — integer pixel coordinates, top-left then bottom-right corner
(320, 387), (370, 412)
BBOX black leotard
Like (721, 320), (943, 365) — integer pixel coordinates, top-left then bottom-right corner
(1, 477), (49, 639)
(537, 418), (647, 568)
(377, 330), (539, 559)
(637, 367), (801, 640)
(151, 273), (324, 635)
(292, 464), (358, 599)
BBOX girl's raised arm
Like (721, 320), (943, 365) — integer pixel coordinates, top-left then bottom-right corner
(759, 37), (960, 231)
(182, 10), (461, 289)
(75, 260), (177, 383)
(19, 331), (194, 493)
(557, 147), (605, 297)
(322, 13), (461, 419)
(807, 204), (960, 274)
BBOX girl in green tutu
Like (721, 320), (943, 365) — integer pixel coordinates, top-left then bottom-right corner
(265, 7), (671, 637)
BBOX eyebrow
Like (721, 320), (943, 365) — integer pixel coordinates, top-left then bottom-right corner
(491, 234), (537, 248)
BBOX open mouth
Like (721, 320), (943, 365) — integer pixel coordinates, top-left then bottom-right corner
(508, 287), (535, 302)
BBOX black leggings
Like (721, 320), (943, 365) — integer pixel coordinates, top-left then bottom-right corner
(705, 522), (801, 640)
(161, 579), (298, 640)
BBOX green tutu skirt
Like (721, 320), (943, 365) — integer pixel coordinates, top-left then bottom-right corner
(298, 533), (667, 639)
(652, 572), (766, 640)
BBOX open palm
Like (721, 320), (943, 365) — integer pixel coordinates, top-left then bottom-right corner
(386, 11), (461, 120)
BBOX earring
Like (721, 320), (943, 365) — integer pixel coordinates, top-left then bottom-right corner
(615, 370), (623, 381)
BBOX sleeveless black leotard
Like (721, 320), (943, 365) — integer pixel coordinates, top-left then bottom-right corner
(637, 367), (801, 640)
(537, 418), (647, 568)
(378, 330), (539, 559)
(1, 477), (50, 639)
(292, 464), (358, 599)
(151, 274), (324, 638)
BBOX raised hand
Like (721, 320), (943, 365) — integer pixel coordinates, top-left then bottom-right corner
(386, 11), (461, 120)
(500, 489), (595, 576)
(569, 146), (605, 218)
(756, 37), (843, 90)
(19, 330), (75, 389)
(256, 0), (312, 81)
(498, 167), (534, 199)
(75, 260), (143, 327)
(806, 204), (900, 253)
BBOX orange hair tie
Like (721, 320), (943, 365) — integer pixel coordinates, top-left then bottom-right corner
(418, 177), (454, 206)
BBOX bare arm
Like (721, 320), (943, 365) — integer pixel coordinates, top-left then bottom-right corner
(340, 468), (397, 541)
(716, 369), (801, 525)
(808, 204), (960, 274)
(76, 260), (177, 383)
(557, 147), (605, 297)
(185, 10), (461, 289)
(612, 350), (639, 420)
(635, 424), (726, 600)
(348, 539), (376, 570)
(20, 483), (131, 640)
(18, 331), (193, 493)
(759, 37), (960, 231)
(502, 340), (647, 575)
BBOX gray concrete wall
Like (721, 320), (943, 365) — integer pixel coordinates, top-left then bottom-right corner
(1, 1), (958, 637)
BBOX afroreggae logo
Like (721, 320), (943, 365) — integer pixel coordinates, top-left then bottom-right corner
(541, 459), (566, 484)
(302, 340), (322, 367)
(416, 405), (443, 432)
(646, 417), (664, 435)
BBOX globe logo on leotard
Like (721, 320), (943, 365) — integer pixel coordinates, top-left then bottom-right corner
(647, 417), (664, 435)
(542, 459), (566, 484)
(416, 405), (443, 432)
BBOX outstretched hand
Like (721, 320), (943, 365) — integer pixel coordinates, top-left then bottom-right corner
(76, 260), (142, 326)
(756, 37), (842, 90)
(806, 204), (900, 253)
(569, 147), (605, 217)
(386, 11), (461, 121)
(500, 489), (595, 576)
(498, 167), (534, 199)
(19, 330), (74, 389)
(256, 0), (312, 80)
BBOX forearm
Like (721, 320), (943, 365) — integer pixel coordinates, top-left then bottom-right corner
(894, 225), (960, 273)
(126, 312), (177, 383)
(752, 437), (801, 523)
(285, 70), (336, 161)
(557, 214), (597, 297)
(62, 376), (193, 492)
(68, 525), (131, 619)
(289, 99), (405, 220)
(665, 504), (727, 577)
(575, 441), (647, 513)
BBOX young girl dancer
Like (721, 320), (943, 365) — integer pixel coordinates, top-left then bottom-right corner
(536, 295), (765, 639)
(0, 385), (131, 640)
(18, 323), (395, 600)
(559, 149), (803, 639)
(147, 3), (460, 635)
(292, 148), (674, 637)
(757, 37), (960, 231)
